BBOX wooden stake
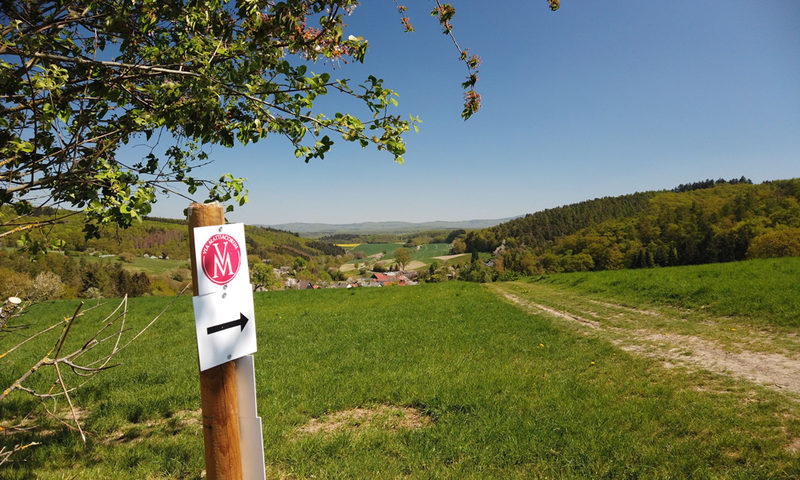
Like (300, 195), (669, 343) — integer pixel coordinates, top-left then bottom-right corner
(188, 202), (243, 480)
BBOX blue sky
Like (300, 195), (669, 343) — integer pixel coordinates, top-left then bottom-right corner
(140, 0), (800, 225)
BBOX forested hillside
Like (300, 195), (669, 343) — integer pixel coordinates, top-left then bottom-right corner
(0, 210), (344, 299)
(464, 192), (656, 252)
(463, 179), (800, 276)
(0, 209), (342, 260)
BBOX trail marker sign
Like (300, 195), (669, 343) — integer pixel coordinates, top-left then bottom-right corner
(193, 287), (257, 371)
(201, 233), (242, 285)
(193, 223), (250, 296)
(192, 223), (256, 371)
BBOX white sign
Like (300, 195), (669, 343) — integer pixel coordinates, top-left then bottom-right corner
(193, 287), (257, 371)
(193, 223), (251, 296)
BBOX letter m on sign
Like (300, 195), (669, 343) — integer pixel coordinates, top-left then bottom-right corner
(212, 242), (234, 279)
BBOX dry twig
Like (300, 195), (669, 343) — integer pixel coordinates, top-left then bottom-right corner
(0, 284), (189, 464)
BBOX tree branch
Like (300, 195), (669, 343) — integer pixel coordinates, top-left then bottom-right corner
(29, 52), (203, 77)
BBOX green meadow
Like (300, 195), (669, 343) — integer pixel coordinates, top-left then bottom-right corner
(123, 256), (191, 276)
(407, 243), (453, 263)
(76, 253), (190, 275)
(348, 243), (402, 257)
(2, 259), (799, 478)
(345, 243), (453, 270)
(532, 256), (800, 328)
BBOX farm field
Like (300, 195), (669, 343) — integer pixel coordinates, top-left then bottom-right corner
(343, 243), (454, 271)
(2, 259), (799, 478)
(348, 242), (402, 257)
(408, 243), (452, 262)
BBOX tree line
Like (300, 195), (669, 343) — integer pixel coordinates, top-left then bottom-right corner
(672, 176), (752, 193)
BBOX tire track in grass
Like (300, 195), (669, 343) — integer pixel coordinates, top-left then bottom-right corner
(500, 292), (602, 330)
(489, 284), (800, 396)
(584, 298), (662, 317)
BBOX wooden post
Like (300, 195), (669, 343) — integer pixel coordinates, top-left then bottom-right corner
(188, 202), (243, 480)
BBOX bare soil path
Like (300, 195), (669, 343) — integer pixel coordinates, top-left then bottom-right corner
(403, 260), (426, 270)
(489, 282), (800, 397)
(432, 253), (469, 262)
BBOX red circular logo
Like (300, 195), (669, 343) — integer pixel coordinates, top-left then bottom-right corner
(200, 234), (241, 285)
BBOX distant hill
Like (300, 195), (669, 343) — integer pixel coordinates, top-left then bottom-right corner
(462, 178), (800, 275)
(266, 218), (517, 237)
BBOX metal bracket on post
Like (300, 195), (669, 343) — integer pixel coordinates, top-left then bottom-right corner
(236, 355), (266, 480)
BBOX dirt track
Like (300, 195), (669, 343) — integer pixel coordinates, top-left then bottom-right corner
(490, 283), (800, 397)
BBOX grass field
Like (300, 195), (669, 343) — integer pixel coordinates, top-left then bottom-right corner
(2, 259), (799, 478)
(344, 243), (452, 271)
(349, 243), (402, 257)
(531, 256), (800, 328)
(124, 256), (190, 275)
(72, 252), (189, 275)
(406, 243), (452, 264)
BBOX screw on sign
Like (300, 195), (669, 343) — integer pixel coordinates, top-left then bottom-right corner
(201, 233), (241, 285)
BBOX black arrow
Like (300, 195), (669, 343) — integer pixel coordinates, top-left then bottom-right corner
(206, 313), (249, 335)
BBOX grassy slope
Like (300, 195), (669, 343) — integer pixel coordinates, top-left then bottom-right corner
(124, 256), (191, 275)
(346, 243), (452, 270)
(531, 256), (800, 328)
(2, 277), (799, 478)
(407, 243), (452, 263)
(78, 254), (190, 275)
(349, 243), (403, 257)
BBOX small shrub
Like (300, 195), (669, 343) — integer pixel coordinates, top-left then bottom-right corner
(149, 277), (177, 296)
(747, 228), (800, 258)
(0, 267), (33, 299)
(81, 286), (103, 299)
(31, 271), (65, 301)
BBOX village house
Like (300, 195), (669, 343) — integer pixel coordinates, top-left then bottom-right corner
(371, 272), (409, 287)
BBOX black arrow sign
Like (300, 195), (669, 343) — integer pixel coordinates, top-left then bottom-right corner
(206, 313), (249, 335)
